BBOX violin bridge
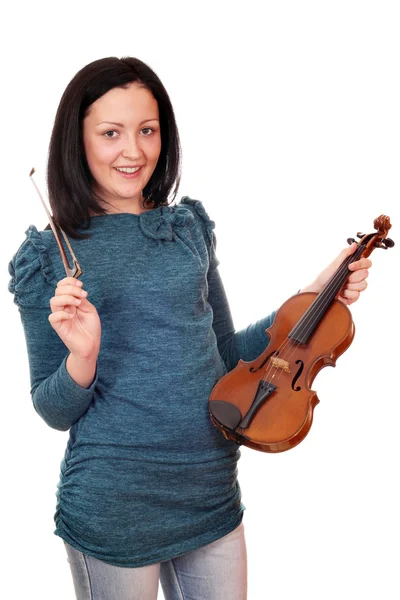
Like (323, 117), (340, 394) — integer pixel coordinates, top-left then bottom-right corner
(270, 357), (291, 373)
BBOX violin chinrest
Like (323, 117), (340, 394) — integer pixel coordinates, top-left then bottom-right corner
(209, 400), (242, 429)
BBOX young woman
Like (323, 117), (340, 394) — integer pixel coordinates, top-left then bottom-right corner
(8, 56), (371, 600)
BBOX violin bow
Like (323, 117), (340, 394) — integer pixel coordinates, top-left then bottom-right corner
(29, 168), (83, 279)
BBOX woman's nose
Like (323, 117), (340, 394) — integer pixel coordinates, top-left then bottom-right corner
(121, 134), (143, 160)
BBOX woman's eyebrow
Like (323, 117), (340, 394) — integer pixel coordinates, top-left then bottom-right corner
(96, 119), (159, 127)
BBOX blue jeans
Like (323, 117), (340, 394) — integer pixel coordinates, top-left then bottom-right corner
(64, 521), (247, 599)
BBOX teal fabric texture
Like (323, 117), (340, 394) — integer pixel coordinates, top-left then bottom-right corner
(8, 196), (276, 567)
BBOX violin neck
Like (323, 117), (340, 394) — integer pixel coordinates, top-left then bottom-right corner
(289, 244), (366, 344)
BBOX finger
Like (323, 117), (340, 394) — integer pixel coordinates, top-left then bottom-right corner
(348, 258), (372, 271)
(329, 243), (357, 272)
(337, 295), (351, 306)
(57, 277), (83, 288)
(55, 285), (88, 298)
(347, 269), (369, 283)
(340, 288), (360, 301)
(343, 280), (368, 292)
(341, 243), (358, 257)
(50, 295), (84, 311)
(48, 310), (75, 325)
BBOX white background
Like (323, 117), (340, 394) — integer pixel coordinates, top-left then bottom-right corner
(1, 1), (399, 598)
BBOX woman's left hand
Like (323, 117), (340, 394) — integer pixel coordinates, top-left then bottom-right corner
(300, 243), (372, 306)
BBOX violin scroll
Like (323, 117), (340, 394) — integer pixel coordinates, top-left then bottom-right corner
(373, 214), (392, 234)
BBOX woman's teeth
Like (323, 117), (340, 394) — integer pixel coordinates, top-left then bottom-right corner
(115, 167), (140, 173)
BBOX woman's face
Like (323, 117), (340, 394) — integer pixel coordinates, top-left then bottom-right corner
(82, 82), (162, 213)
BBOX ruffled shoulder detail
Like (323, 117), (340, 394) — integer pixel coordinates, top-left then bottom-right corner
(136, 196), (216, 245)
(8, 225), (58, 307)
(178, 196), (220, 273)
(178, 197), (216, 246)
(138, 203), (195, 241)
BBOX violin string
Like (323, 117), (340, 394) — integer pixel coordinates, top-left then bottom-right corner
(287, 247), (362, 343)
(260, 337), (299, 385)
(258, 247), (363, 387)
(292, 247), (363, 343)
(262, 339), (300, 386)
(257, 259), (354, 396)
(263, 246), (363, 394)
(257, 316), (297, 383)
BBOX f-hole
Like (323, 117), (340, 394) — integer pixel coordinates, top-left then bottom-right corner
(291, 359), (304, 391)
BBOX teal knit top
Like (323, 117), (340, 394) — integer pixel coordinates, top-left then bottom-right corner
(7, 196), (276, 567)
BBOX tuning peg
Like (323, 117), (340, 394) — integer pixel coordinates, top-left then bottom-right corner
(347, 238), (357, 246)
(383, 238), (395, 248)
(357, 232), (365, 238)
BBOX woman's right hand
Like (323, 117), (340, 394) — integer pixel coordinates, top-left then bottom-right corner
(49, 277), (101, 360)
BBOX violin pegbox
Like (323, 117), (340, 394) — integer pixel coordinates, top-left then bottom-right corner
(353, 215), (395, 256)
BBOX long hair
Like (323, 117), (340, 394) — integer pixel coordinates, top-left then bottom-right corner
(46, 56), (182, 239)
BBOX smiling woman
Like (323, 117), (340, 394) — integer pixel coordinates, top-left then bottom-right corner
(82, 85), (162, 215)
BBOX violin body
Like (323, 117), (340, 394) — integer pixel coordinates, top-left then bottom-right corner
(209, 293), (354, 452)
(208, 215), (394, 453)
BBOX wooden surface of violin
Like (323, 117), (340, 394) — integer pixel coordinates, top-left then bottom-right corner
(208, 215), (394, 453)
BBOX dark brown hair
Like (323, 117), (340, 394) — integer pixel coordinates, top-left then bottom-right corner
(46, 56), (182, 239)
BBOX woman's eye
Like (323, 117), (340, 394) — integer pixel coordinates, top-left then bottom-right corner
(104, 130), (117, 138)
(141, 128), (155, 136)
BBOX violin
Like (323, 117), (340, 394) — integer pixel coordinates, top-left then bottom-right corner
(208, 215), (394, 453)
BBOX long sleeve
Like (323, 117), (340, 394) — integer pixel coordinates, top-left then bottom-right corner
(181, 196), (277, 373)
(8, 226), (98, 431)
(208, 266), (276, 372)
